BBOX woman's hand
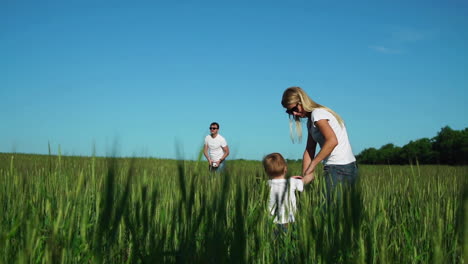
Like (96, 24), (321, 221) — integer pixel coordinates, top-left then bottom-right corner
(303, 165), (316, 181)
(302, 173), (315, 184)
(303, 133), (316, 177)
(295, 174), (315, 184)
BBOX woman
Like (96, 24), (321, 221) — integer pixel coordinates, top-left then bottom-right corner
(281, 86), (357, 189)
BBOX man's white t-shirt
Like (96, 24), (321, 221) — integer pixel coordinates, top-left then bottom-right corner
(268, 178), (304, 224)
(204, 134), (228, 161)
(307, 108), (356, 165)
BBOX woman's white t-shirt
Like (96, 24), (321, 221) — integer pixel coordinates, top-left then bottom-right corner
(307, 108), (356, 165)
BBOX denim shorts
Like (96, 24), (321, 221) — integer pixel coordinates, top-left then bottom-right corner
(323, 162), (358, 189)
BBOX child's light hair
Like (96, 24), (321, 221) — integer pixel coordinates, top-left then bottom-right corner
(262, 153), (287, 178)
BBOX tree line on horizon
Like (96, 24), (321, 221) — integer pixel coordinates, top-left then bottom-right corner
(356, 126), (468, 165)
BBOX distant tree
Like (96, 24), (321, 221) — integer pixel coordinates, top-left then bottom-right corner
(378, 143), (403, 164)
(432, 126), (467, 165)
(285, 158), (302, 164)
(400, 138), (436, 164)
(356, 147), (379, 164)
(460, 128), (468, 165)
(357, 126), (467, 165)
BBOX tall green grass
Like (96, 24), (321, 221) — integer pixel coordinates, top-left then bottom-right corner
(0, 153), (466, 263)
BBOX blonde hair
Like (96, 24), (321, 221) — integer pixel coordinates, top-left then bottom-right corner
(281, 86), (344, 142)
(262, 153), (287, 178)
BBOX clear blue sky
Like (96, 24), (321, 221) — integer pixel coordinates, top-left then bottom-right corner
(2, 0), (467, 160)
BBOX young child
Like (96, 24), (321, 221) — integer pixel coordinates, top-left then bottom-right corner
(262, 153), (313, 226)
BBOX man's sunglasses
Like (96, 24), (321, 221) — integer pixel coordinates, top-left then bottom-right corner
(210, 127), (218, 130)
(285, 104), (299, 115)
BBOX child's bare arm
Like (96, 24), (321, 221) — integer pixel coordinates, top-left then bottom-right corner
(294, 174), (314, 184)
(291, 176), (312, 184)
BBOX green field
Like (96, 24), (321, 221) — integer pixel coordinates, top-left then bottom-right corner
(1, 153), (466, 263)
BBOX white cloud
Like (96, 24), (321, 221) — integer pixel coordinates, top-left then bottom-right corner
(369, 27), (435, 54)
(369, 45), (401, 54)
(392, 28), (426, 43)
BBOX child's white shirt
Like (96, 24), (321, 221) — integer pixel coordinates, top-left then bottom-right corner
(267, 178), (304, 224)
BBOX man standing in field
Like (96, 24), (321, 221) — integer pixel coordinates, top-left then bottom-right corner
(204, 122), (229, 172)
